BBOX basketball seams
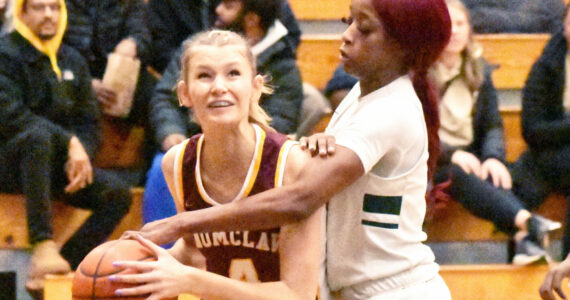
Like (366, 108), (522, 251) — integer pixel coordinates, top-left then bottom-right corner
(73, 240), (157, 299)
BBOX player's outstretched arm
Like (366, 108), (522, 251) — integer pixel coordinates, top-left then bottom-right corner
(124, 141), (363, 246)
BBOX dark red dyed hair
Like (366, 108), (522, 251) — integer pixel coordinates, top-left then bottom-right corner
(372, 0), (451, 179)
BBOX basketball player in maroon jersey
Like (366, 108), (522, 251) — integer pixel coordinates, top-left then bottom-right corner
(110, 30), (322, 300)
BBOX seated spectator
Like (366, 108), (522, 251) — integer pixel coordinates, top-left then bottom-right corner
(510, 3), (570, 260)
(461, 0), (565, 33)
(0, 0), (131, 297)
(322, 0), (563, 265)
(0, 0), (13, 35)
(63, 0), (156, 183)
(142, 0), (303, 226)
(431, 0), (560, 265)
(147, 0), (301, 73)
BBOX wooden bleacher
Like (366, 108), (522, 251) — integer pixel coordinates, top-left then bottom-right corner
(289, 0), (348, 21)
(441, 264), (570, 300)
(424, 106), (566, 242)
(0, 188), (143, 249)
(289, 0), (570, 20)
(1, 25), (567, 299)
(297, 33), (550, 91)
(40, 264), (569, 300)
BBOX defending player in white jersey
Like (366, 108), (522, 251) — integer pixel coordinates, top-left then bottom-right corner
(123, 0), (453, 298)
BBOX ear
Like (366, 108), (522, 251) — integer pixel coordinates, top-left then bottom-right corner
(177, 81), (192, 108)
(251, 74), (264, 104)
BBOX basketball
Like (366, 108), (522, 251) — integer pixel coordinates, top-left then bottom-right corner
(71, 239), (176, 300)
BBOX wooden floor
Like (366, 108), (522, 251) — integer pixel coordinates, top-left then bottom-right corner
(43, 264), (567, 300)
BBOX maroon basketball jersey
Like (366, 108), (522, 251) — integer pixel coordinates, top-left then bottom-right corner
(172, 124), (295, 283)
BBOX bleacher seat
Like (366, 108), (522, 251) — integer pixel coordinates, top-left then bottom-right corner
(296, 33), (550, 91)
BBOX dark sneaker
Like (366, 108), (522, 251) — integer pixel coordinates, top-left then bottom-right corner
(512, 235), (548, 266)
(528, 214), (562, 248)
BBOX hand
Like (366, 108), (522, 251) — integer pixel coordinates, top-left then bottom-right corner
(0, 0), (7, 10)
(111, 234), (196, 300)
(114, 38), (138, 58)
(539, 255), (570, 300)
(92, 79), (118, 112)
(162, 134), (187, 152)
(480, 158), (512, 189)
(65, 136), (93, 193)
(299, 133), (336, 157)
(451, 150), (482, 177)
(121, 216), (181, 246)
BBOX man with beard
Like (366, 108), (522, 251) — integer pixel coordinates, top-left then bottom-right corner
(142, 0), (303, 228)
(0, 0), (131, 297)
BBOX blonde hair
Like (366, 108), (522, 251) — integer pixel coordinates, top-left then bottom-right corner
(445, 0), (485, 92)
(179, 30), (274, 132)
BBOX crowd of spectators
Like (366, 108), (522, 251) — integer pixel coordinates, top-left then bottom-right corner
(1, 0), (570, 298)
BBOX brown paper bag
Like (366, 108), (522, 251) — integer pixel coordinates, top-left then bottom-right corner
(102, 53), (141, 117)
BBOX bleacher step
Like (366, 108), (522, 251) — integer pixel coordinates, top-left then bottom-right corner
(42, 265), (566, 300)
(44, 273), (199, 300)
(440, 264), (566, 300)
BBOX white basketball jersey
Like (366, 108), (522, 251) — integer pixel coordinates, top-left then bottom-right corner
(323, 77), (438, 294)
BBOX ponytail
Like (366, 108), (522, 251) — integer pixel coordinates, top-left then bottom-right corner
(411, 71), (440, 179)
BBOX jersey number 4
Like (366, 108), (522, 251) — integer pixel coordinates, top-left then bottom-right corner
(229, 258), (260, 282)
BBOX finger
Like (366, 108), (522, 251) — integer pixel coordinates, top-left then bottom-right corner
(95, 85), (117, 98)
(120, 230), (139, 240)
(326, 136), (336, 154)
(471, 162), (482, 178)
(133, 234), (169, 256)
(65, 175), (83, 193)
(307, 136), (317, 153)
(479, 166), (490, 182)
(97, 95), (114, 107)
(500, 173), (512, 190)
(540, 273), (555, 300)
(115, 281), (158, 297)
(553, 271), (567, 300)
(86, 166), (94, 185)
(317, 135), (328, 156)
(299, 137), (308, 150)
(112, 260), (156, 274)
(78, 161), (93, 185)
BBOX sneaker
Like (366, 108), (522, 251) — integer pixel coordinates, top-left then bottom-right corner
(512, 235), (549, 266)
(528, 214), (562, 248)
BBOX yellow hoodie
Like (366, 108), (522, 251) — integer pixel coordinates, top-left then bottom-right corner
(13, 0), (67, 79)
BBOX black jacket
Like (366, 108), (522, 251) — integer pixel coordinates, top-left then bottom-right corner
(462, 0), (565, 34)
(0, 32), (99, 156)
(63, 0), (151, 78)
(146, 0), (210, 73)
(146, 0), (301, 73)
(520, 30), (570, 172)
